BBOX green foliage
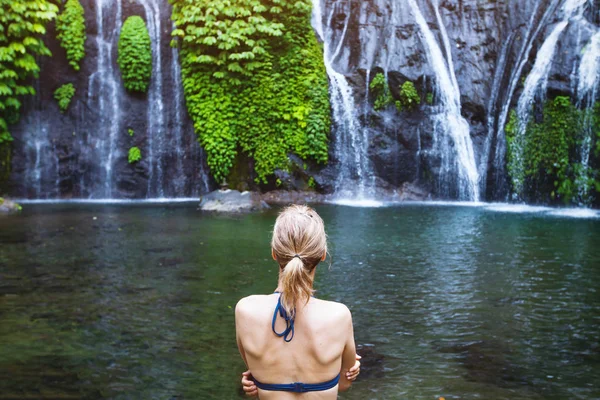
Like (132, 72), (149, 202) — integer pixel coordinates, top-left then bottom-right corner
(506, 97), (600, 204)
(171, 0), (330, 183)
(128, 128), (134, 137)
(118, 16), (152, 93)
(53, 83), (75, 113)
(399, 81), (420, 109)
(0, 0), (59, 143)
(170, 0), (312, 84)
(56, 0), (86, 71)
(307, 176), (315, 189)
(426, 92), (434, 105)
(369, 73), (394, 111)
(128, 146), (141, 163)
(370, 74), (420, 112)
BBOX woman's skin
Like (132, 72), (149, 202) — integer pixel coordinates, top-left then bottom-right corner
(236, 251), (361, 398)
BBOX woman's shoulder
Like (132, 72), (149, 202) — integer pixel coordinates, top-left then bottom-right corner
(311, 298), (352, 321)
(235, 294), (275, 318)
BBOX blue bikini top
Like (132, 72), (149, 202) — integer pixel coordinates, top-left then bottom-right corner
(255, 292), (341, 393)
(271, 292), (295, 342)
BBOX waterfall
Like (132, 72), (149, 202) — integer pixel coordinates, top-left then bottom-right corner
(141, 0), (165, 198)
(492, 0), (562, 197)
(87, 0), (122, 198)
(311, 0), (375, 201)
(575, 30), (600, 203)
(509, 0), (588, 199)
(480, 33), (514, 196)
(407, 0), (480, 201)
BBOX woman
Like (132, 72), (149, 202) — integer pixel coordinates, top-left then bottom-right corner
(235, 205), (361, 398)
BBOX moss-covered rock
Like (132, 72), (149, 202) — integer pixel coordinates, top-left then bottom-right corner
(0, 197), (22, 214)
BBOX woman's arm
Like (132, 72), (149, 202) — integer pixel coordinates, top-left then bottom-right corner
(338, 307), (358, 392)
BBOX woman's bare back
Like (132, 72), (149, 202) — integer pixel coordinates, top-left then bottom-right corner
(236, 293), (356, 399)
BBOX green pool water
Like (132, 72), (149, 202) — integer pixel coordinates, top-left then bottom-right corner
(1, 203), (599, 399)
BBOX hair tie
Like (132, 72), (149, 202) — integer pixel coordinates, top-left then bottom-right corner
(293, 254), (302, 259)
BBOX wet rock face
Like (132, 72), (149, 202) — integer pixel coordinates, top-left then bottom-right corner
(321, 0), (597, 200)
(199, 190), (269, 213)
(8, 0), (210, 199)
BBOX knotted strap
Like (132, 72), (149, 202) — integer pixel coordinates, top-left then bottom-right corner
(272, 293), (295, 342)
(253, 374), (341, 393)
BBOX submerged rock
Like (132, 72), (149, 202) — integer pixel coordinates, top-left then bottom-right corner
(199, 190), (269, 213)
(0, 198), (22, 214)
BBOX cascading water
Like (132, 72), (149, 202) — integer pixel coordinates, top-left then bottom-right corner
(141, 0), (165, 198)
(575, 30), (600, 203)
(87, 0), (123, 198)
(407, 0), (480, 201)
(492, 0), (562, 197)
(509, 0), (589, 199)
(12, 0), (208, 200)
(311, 0), (376, 201)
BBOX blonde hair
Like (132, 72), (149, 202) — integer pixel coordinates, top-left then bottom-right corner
(272, 204), (327, 318)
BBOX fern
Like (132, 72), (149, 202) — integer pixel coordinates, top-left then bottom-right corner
(53, 83), (75, 113)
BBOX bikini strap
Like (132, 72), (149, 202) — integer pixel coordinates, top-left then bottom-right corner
(272, 293), (295, 342)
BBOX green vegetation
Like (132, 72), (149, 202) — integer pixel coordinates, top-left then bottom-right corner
(399, 81), (420, 110)
(117, 16), (152, 93)
(56, 0), (86, 71)
(128, 128), (134, 137)
(369, 73), (420, 112)
(426, 92), (434, 105)
(369, 73), (394, 111)
(170, 0), (330, 184)
(506, 97), (600, 204)
(54, 83), (75, 113)
(128, 146), (142, 164)
(0, 0), (59, 144)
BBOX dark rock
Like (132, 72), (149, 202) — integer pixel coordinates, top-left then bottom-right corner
(0, 198), (22, 214)
(261, 190), (327, 205)
(199, 190), (269, 212)
(356, 343), (385, 380)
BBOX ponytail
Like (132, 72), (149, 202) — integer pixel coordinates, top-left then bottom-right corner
(280, 257), (315, 318)
(271, 204), (327, 318)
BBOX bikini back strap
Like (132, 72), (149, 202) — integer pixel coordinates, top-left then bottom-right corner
(253, 374), (341, 393)
(271, 293), (294, 342)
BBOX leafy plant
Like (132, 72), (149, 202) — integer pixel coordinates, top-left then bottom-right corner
(170, 0), (330, 183)
(128, 128), (134, 137)
(370, 74), (420, 111)
(506, 97), (600, 204)
(0, 0), (59, 143)
(117, 16), (152, 93)
(369, 73), (394, 111)
(54, 83), (75, 113)
(426, 92), (434, 105)
(128, 146), (141, 163)
(399, 81), (420, 109)
(56, 0), (86, 71)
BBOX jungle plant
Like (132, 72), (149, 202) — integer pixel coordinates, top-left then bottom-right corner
(170, 0), (330, 183)
(56, 0), (86, 71)
(505, 97), (600, 204)
(118, 16), (152, 93)
(128, 146), (141, 163)
(399, 81), (420, 110)
(369, 73), (394, 111)
(54, 83), (75, 113)
(128, 128), (134, 137)
(426, 92), (434, 105)
(0, 0), (59, 143)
